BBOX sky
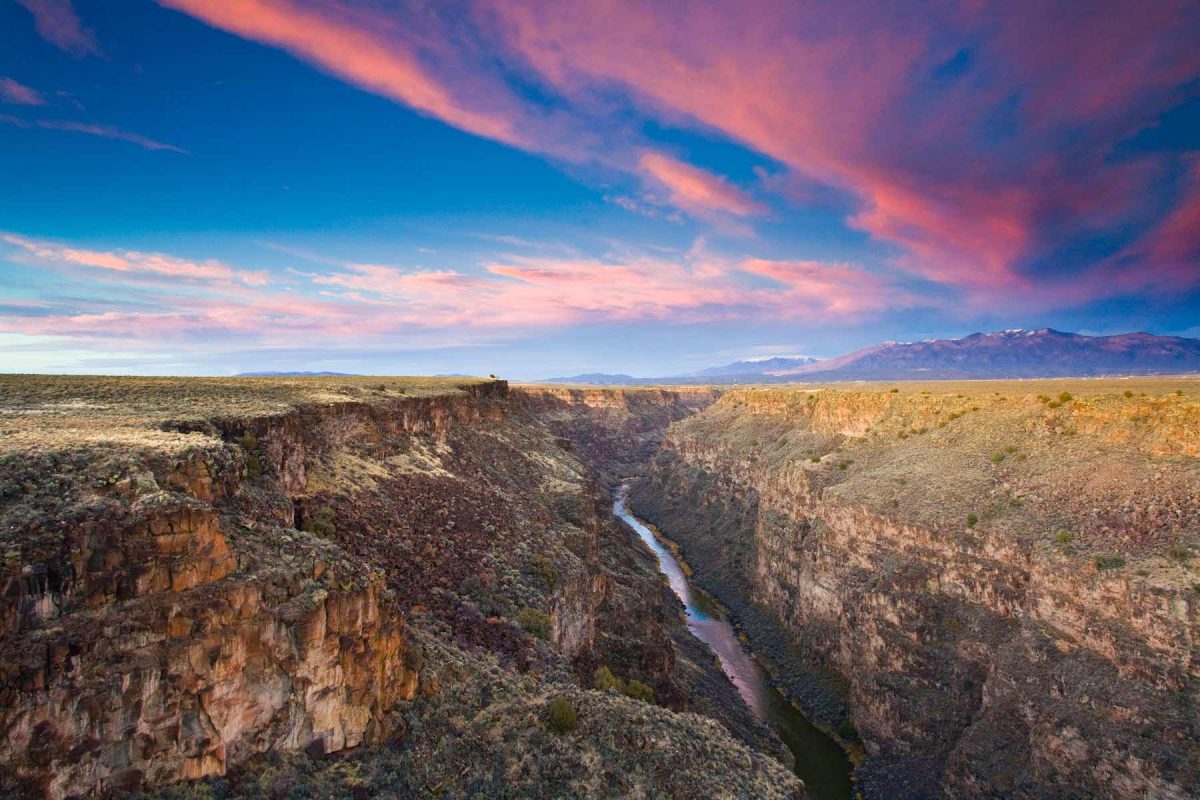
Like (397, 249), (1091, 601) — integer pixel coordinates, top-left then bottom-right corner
(1, 0), (1198, 379)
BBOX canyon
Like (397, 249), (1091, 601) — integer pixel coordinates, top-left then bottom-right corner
(1, 374), (1197, 798)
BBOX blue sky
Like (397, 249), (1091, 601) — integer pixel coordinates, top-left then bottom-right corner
(1, 1), (1198, 378)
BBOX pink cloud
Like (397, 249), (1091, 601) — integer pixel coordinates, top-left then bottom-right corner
(158, 1), (1200, 303)
(156, 0), (530, 149)
(2, 235), (268, 286)
(0, 78), (45, 106)
(16, 0), (100, 57)
(1, 233), (903, 346)
(639, 152), (766, 218)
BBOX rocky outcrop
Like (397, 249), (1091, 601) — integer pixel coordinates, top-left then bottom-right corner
(0, 438), (416, 799)
(631, 386), (1200, 799)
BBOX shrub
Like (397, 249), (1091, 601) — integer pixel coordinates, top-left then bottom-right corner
(1124, 390), (1134, 398)
(837, 718), (861, 743)
(1054, 529), (1074, 546)
(838, 460), (851, 470)
(810, 455), (821, 463)
(1004, 446), (1017, 454)
(594, 665), (623, 692)
(623, 680), (655, 704)
(991, 452), (1005, 464)
(517, 608), (551, 640)
(236, 432), (262, 481)
(889, 388), (899, 393)
(403, 645), (425, 673)
(546, 697), (577, 734)
(244, 454), (262, 481)
(301, 505), (336, 538)
(966, 513), (978, 528)
(531, 554), (559, 591)
(1166, 544), (1191, 563)
(1094, 555), (1126, 571)
(1047, 400), (1062, 409)
(1176, 389), (1184, 396)
(1058, 392), (1073, 403)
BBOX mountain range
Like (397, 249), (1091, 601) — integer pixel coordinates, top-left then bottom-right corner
(539, 329), (1200, 384)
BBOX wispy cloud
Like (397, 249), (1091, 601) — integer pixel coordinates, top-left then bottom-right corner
(0, 78), (45, 106)
(3, 235), (267, 286)
(639, 152), (765, 218)
(1, 233), (904, 348)
(0, 115), (188, 153)
(16, 0), (101, 57)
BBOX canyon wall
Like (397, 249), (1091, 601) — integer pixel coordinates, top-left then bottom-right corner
(630, 385), (1200, 799)
(0, 377), (798, 799)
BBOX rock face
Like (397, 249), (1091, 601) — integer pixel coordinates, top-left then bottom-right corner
(0, 376), (796, 799)
(630, 384), (1200, 799)
(0, 440), (414, 798)
(515, 385), (720, 483)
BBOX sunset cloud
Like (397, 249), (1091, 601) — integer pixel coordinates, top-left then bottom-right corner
(16, 0), (100, 57)
(0, 78), (45, 106)
(639, 152), (766, 218)
(0, 234), (900, 348)
(157, 0), (1200, 301)
(3, 235), (268, 286)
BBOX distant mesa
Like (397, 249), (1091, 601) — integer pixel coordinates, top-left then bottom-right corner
(537, 329), (1200, 384)
(234, 371), (356, 377)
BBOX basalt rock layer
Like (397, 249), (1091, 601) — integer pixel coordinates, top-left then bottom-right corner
(630, 380), (1200, 799)
(0, 376), (797, 799)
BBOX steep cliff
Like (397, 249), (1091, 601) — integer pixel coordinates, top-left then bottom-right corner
(514, 385), (721, 483)
(630, 380), (1200, 799)
(0, 375), (796, 799)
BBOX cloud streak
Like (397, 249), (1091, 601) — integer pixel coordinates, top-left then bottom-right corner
(0, 116), (187, 153)
(639, 152), (765, 218)
(0, 78), (45, 106)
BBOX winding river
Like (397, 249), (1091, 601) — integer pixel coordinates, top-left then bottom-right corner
(614, 484), (853, 800)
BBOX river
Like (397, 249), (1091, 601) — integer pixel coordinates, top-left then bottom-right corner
(614, 484), (853, 800)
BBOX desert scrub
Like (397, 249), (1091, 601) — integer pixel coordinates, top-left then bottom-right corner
(546, 696), (577, 734)
(1094, 555), (1126, 571)
(594, 665), (623, 692)
(991, 452), (1005, 464)
(623, 680), (655, 704)
(1054, 529), (1075, 547)
(966, 513), (978, 528)
(517, 607), (551, 640)
(530, 553), (559, 591)
(593, 666), (656, 704)
(1166, 544), (1191, 563)
(301, 505), (336, 538)
(236, 432), (262, 481)
(1058, 392), (1073, 403)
